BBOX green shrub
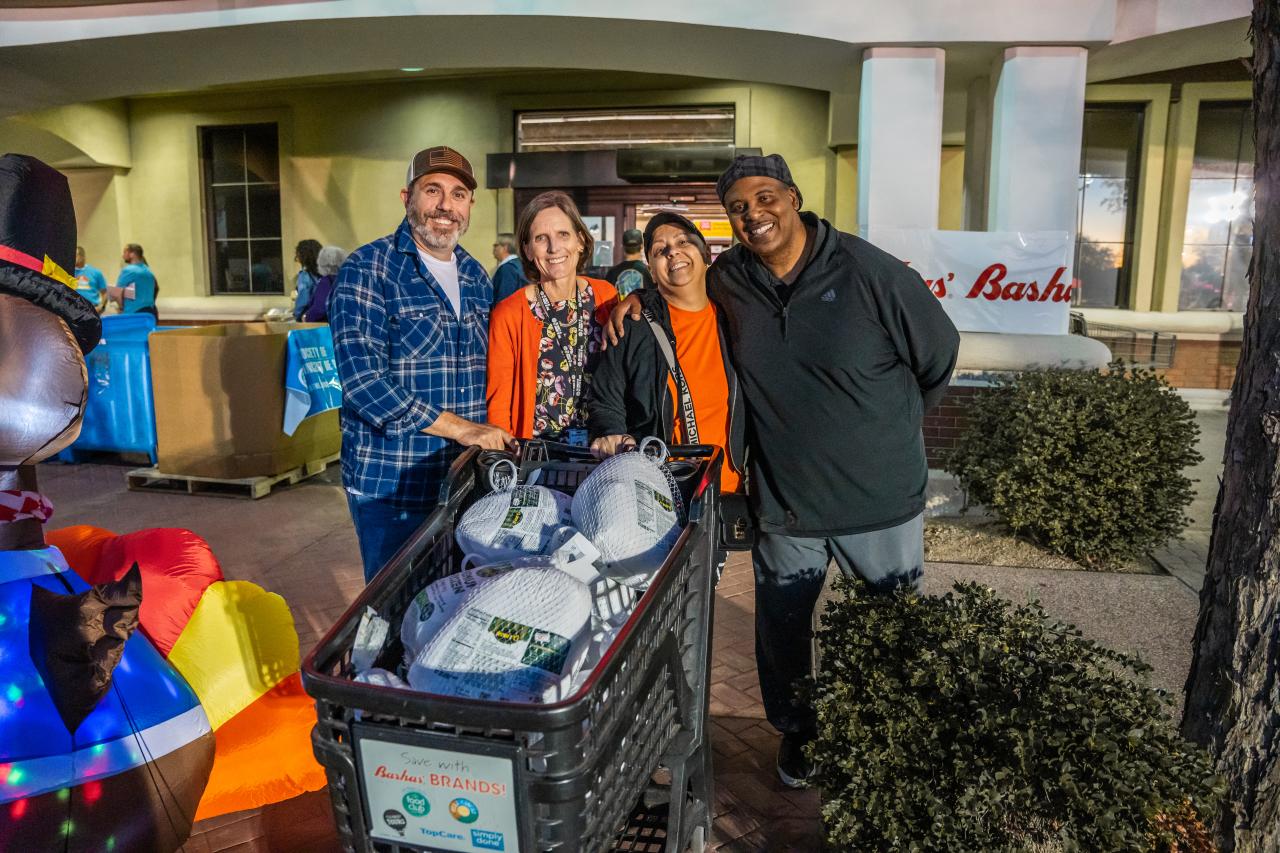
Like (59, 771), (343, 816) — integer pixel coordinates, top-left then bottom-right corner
(807, 580), (1222, 852)
(945, 365), (1201, 568)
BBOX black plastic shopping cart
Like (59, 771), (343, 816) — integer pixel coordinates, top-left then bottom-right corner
(302, 440), (724, 852)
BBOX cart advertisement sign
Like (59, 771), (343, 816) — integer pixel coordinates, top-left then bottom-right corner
(864, 228), (1075, 335)
(356, 733), (520, 852)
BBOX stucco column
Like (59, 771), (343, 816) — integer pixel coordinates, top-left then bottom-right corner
(987, 46), (1087, 234)
(962, 75), (993, 231)
(857, 47), (945, 232)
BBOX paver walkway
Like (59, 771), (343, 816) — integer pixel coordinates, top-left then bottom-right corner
(37, 461), (1202, 851)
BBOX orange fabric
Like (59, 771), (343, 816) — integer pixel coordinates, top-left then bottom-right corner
(486, 277), (618, 439)
(102, 528), (225, 657)
(52, 527), (224, 657)
(193, 673), (325, 821)
(666, 303), (740, 494)
(46, 525), (116, 579)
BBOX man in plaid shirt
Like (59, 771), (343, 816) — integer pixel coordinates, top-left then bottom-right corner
(331, 146), (514, 581)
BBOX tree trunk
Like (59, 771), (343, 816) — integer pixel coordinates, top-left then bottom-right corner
(1181, 3), (1280, 851)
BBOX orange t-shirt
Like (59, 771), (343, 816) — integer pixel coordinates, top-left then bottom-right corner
(665, 302), (740, 494)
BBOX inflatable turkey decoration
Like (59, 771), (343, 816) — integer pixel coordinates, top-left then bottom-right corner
(0, 154), (323, 852)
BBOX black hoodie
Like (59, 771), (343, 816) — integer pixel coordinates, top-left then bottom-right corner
(586, 287), (745, 482)
(709, 212), (960, 536)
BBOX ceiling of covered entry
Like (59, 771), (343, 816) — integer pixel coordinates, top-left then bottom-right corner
(0, 0), (1117, 117)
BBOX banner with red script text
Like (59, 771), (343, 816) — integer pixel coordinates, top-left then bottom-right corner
(865, 229), (1074, 335)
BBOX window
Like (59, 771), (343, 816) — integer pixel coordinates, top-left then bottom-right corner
(1179, 103), (1254, 311)
(200, 124), (283, 295)
(1073, 105), (1144, 308)
(516, 106), (734, 152)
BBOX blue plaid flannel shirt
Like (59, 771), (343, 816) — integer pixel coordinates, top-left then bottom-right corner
(330, 219), (492, 509)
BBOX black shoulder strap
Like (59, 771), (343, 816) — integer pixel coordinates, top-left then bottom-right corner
(642, 308), (698, 444)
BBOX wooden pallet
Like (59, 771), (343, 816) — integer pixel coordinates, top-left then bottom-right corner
(126, 452), (339, 499)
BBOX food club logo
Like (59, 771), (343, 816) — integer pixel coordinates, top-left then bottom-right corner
(449, 797), (480, 823)
(403, 790), (430, 818)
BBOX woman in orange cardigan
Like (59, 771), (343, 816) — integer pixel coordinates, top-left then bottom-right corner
(487, 191), (617, 441)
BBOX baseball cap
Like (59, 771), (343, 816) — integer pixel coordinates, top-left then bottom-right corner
(621, 228), (644, 250)
(406, 146), (477, 191)
(642, 212), (710, 263)
(715, 153), (803, 207)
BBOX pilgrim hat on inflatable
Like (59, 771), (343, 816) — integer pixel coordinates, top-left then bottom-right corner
(0, 153), (101, 355)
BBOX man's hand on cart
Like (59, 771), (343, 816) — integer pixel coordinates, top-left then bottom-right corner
(590, 434), (636, 459)
(601, 292), (644, 349)
(427, 412), (517, 451)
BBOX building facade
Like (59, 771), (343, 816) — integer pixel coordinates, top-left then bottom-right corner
(0, 0), (1253, 390)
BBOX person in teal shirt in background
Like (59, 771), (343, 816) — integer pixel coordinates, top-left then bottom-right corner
(73, 245), (108, 310)
(112, 243), (158, 319)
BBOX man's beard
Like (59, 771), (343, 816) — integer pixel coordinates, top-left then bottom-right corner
(409, 205), (469, 252)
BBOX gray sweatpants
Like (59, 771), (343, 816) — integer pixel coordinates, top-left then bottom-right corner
(752, 513), (924, 734)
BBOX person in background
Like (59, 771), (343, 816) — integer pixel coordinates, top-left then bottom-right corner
(604, 227), (654, 297)
(330, 145), (513, 582)
(292, 239), (322, 320)
(303, 245), (347, 323)
(486, 191), (616, 443)
(490, 232), (527, 305)
(586, 211), (743, 494)
(111, 243), (158, 319)
(73, 246), (108, 312)
(607, 153), (960, 788)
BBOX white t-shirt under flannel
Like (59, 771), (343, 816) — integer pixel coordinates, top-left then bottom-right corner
(419, 248), (462, 317)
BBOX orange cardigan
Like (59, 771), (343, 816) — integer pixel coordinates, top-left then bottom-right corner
(487, 277), (618, 439)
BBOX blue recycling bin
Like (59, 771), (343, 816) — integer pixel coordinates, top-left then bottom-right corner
(57, 313), (163, 463)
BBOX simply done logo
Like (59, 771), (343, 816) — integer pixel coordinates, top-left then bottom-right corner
(470, 828), (506, 851)
(402, 790), (430, 818)
(449, 797), (480, 823)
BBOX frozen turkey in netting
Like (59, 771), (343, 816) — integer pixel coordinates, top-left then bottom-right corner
(400, 559), (522, 663)
(408, 565), (593, 703)
(455, 482), (574, 562)
(354, 667), (409, 689)
(571, 438), (685, 588)
(400, 531), (624, 666)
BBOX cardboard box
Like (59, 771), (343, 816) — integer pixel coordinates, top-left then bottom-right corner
(149, 323), (339, 479)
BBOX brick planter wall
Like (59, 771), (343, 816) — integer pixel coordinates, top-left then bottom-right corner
(921, 335), (1239, 469)
(1157, 338), (1241, 390)
(924, 385), (987, 468)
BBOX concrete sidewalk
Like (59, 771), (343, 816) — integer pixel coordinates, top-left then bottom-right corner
(37, 461), (1201, 852)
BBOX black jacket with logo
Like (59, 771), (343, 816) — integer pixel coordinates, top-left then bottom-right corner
(709, 212), (960, 536)
(585, 287), (745, 484)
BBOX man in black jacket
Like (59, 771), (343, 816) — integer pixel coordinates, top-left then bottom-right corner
(714, 153), (959, 786)
(608, 154), (960, 787)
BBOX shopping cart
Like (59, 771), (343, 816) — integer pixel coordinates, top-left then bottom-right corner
(1069, 311), (1178, 369)
(302, 440), (723, 852)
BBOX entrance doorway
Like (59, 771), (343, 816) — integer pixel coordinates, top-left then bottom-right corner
(513, 183), (730, 273)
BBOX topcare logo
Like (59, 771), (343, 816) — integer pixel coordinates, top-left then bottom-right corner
(921, 263), (1075, 303)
